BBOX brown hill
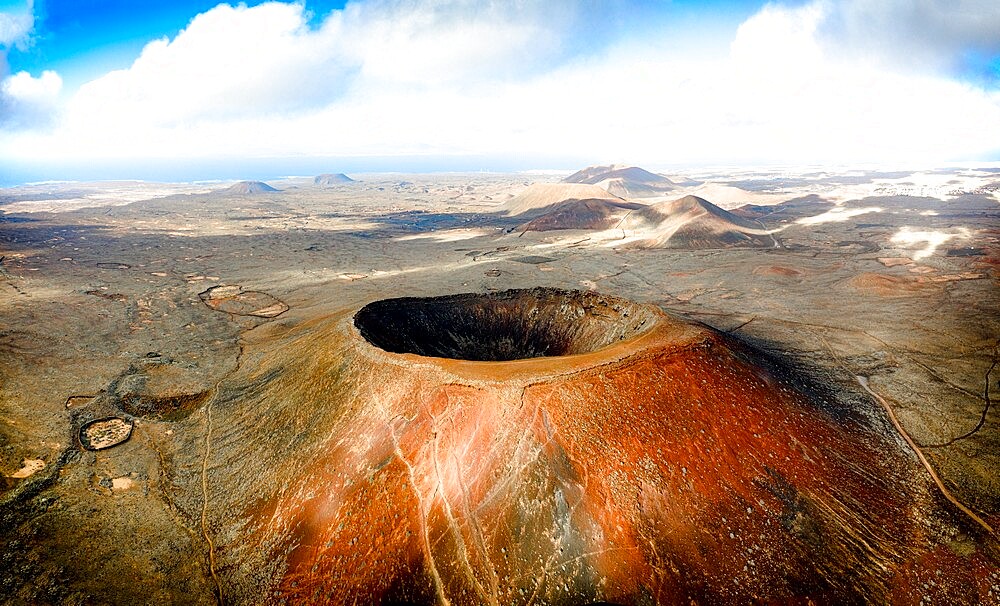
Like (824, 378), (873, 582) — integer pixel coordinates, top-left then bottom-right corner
(599, 177), (669, 198)
(564, 165), (674, 186)
(519, 198), (642, 233)
(224, 180), (279, 195)
(499, 182), (622, 216)
(616, 195), (776, 249)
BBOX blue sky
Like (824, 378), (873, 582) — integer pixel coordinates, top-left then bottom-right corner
(7, 1), (350, 86)
(1, 1), (999, 182)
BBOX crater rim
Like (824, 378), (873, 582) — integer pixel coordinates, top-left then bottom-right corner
(353, 287), (661, 363)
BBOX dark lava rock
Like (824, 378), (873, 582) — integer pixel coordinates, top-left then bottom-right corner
(947, 247), (985, 257)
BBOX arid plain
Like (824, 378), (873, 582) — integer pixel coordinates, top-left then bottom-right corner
(1, 165), (998, 604)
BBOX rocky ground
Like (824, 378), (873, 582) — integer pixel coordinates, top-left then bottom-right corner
(0, 169), (998, 604)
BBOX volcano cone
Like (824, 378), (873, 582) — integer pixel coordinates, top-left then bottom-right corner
(207, 288), (986, 604)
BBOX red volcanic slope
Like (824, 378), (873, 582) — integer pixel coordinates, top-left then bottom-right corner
(207, 290), (997, 605)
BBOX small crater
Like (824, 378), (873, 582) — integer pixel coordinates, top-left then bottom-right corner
(109, 358), (213, 421)
(80, 417), (133, 450)
(118, 390), (210, 421)
(511, 255), (557, 264)
(199, 284), (289, 318)
(85, 290), (128, 302)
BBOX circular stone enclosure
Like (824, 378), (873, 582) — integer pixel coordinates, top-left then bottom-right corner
(353, 288), (656, 362)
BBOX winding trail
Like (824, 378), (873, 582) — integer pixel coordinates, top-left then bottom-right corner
(201, 382), (224, 606)
(200, 338), (247, 606)
(921, 352), (997, 449)
(855, 375), (994, 535)
(811, 328), (995, 535)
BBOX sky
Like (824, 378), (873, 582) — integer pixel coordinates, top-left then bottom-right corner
(1, 0), (999, 183)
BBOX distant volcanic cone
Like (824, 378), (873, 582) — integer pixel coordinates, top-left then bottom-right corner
(314, 173), (355, 185)
(614, 194), (776, 249)
(518, 198), (641, 232)
(564, 165), (678, 198)
(516, 195), (778, 249)
(223, 180), (279, 194)
(204, 289), (996, 604)
(499, 183), (623, 216)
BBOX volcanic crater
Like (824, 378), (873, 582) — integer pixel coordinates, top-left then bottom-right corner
(353, 289), (656, 361)
(205, 288), (987, 605)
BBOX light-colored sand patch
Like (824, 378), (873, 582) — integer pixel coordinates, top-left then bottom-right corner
(111, 476), (136, 491)
(2, 184), (215, 214)
(396, 228), (494, 242)
(4, 197), (124, 214)
(796, 206), (882, 225)
(872, 171), (995, 199)
(65, 395), (97, 409)
(8, 458), (45, 479)
(334, 257), (502, 283)
(141, 217), (381, 237)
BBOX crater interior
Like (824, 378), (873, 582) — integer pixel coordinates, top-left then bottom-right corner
(353, 287), (656, 361)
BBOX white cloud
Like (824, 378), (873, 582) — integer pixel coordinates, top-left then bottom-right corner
(715, 2), (1000, 163)
(2, 69), (60, 101)
(0, 0), (47, 129)
(0, 69), (60, 128)
(67, 2), (342, 125)
(0, 1), (33, 48)
(731, 1), (826, 73)
(66, 0), (582, 127)
(2, 0), (999, 169)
